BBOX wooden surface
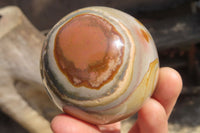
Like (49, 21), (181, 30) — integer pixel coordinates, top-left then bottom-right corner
(0, 6), (60, 133)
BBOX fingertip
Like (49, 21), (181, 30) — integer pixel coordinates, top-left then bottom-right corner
(153, 67), (182, 117)
(159, 67), (183, 95)
(51, 114), (100, 133)
(51, 114), (66, 133)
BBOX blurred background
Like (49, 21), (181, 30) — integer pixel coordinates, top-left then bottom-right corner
(0, 0), (200, 132)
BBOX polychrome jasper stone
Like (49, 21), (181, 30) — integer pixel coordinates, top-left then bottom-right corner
(40, 6), (159, 124)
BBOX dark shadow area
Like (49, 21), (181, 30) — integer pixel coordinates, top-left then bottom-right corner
(169, 94), (200, 127)
(0, 0), (192, 30)
(0, 111), (28, 133)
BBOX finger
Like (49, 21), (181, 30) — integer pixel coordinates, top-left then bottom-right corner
(152, 67), (182, 118)
(129, 98), (168, 133)
(51, 114), (101, 133)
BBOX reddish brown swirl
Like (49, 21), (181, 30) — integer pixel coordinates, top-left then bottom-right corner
(54, 14), (124, 89)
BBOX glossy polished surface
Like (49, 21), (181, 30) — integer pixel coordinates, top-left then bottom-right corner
(54, 14), (124, 89)
(41, 6), (159, 124)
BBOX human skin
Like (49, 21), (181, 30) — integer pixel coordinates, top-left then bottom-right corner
(51, 67), (183, 133)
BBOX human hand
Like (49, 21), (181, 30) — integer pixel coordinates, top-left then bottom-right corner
(51, 67), (182, 133)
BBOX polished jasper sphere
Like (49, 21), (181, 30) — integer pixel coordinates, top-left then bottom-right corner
(40, 6), (159, 125)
